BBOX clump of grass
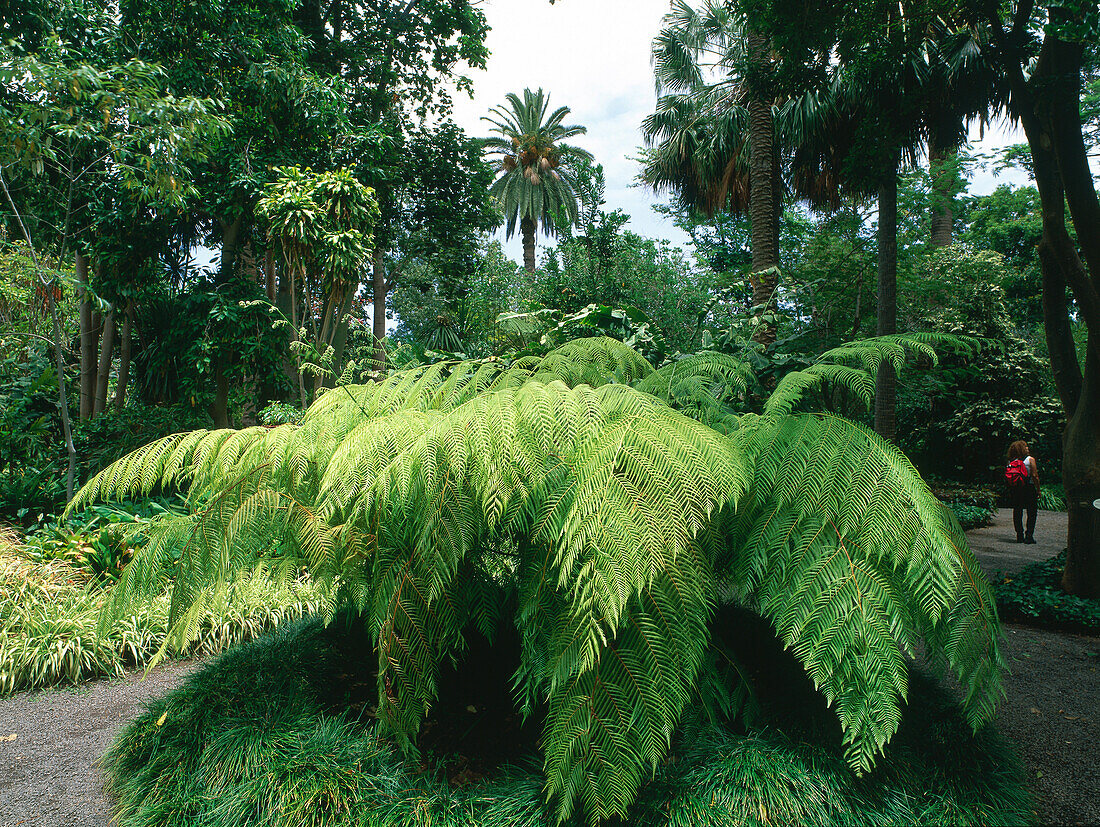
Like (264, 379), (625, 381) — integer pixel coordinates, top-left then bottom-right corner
(105, 617), (1033, 827)
(0, 547), (324, 695)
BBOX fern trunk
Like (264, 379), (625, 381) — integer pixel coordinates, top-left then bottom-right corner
(874, 167), (898, 442)
(521, 215), (536, 273)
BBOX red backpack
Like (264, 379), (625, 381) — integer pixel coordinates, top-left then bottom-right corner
(1005, 458), (1028, 487)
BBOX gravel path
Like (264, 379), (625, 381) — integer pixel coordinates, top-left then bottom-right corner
(0, 660), (199, 827)
(0, 508), (1095, 826)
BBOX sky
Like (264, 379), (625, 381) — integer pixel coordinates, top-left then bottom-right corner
(445, 0), (1033, 265)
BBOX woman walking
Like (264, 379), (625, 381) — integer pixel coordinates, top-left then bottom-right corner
(1006, 440), (1040, 544)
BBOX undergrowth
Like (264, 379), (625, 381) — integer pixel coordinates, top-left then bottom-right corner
(994, 551), (1100, 633)
(0, 547), (324, 694)
(104, 616), (1033, 827)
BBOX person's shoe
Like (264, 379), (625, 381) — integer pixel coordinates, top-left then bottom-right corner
(1016, 534), (1025, 543)
(1024, 536), (1037, 544)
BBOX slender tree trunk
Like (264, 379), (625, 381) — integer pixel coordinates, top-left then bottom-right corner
(0, 169), (78, 499)
(874, 165), (899, 442)
(329, 288), (357, 385)
(927, 131), (955, 249)
(211, 365), (230, 429)
(521, 216), (537, 274)
(94, 308), (116, 415)
(113, 307), (133, 410)
(218, 215), (244, 283)
(372, 245), (387, 371)
(747, 27), (779, 345)
(77, 252), (97, 420)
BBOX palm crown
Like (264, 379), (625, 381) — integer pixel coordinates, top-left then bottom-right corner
(73, 334), (1001, 825)
(482, 88), (592, 269)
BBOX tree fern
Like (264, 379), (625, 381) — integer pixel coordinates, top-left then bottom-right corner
(71, 334), (1001, 825)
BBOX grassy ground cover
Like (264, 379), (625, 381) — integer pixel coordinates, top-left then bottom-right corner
(104, 616), (1033, 827)
(0, 538), (324, 694)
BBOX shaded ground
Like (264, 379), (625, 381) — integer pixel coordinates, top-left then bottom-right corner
(0, 507), (1095, 826)
(969, 508), (1099, 827)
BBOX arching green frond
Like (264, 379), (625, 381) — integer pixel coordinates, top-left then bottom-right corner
(764, 333), (982, 415)
(724, 413), (1002, 772)
(634, 351), (751, 428)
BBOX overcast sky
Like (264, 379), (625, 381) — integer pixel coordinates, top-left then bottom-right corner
(446, 0), (1032, 265)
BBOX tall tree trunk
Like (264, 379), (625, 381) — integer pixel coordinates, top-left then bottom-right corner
(927, 131), (955, 249)
(521, 216), (537, 274)
(218, 215), (244, 284)
(372, 245), (387, 371)
(328, 287), (357, 388)
(874, 165), (899, 442)
(211, 364), (230, 429)
(78, 253), (97, 419)
(1063, 339), (1100, 597)
(995, 22), (1100, 596)
(747, 27), (779, 345)
(113, 307), (133, 410)
(94, 309), (116, 415)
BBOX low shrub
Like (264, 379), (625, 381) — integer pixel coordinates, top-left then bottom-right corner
(947, 502), (995, 530)
(0, 544), (326, 695)
(994, 551), (1100, 633)
(104, 617), (1033, 827)
(927, 481), (997, 529)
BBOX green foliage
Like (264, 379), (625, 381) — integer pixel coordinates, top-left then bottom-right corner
(0, 543), (324, 695)
(994, 551), (1100, 633)
(258, 401), (303, 427)
(0, 348), (68, 522)
(928, 481), (996, 529)
(72, 335), (1002, 824)
(104, 618), (1031, 827)
(533, 230), (723, 354)
(947, 503), (995, 531)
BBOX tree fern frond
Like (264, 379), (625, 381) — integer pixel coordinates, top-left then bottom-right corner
(724, 413), (1001, 771)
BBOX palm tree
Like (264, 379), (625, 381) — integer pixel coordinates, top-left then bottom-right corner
(482, 88), (592, 272)
(643, 1), (829, 346)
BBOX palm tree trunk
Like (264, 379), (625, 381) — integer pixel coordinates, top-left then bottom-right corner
(747, 27), (779, 345)
(874, 163), (899, 442)
(521, 216), (537, 273)
(928, 130), (955, 248)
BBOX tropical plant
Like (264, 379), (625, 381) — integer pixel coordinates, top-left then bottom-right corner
(482, 88), (593, 272)
(71, 334), (1002, 824)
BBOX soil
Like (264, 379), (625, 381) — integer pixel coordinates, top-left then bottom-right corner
(0, 507), (1095, 827)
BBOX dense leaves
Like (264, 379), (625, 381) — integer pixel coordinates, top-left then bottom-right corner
(74, 335), (1002, 824)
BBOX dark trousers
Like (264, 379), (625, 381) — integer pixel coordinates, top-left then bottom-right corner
(1011, 484), (1038, 539)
